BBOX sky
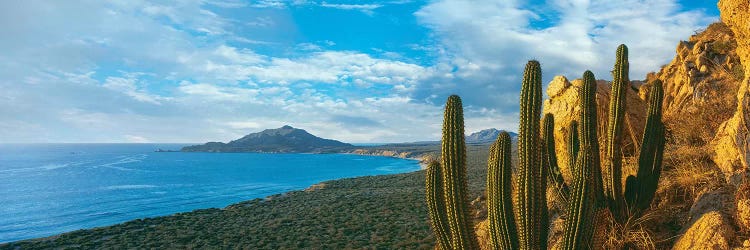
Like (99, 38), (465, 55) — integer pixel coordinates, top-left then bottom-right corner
(0, 0), (720, 143)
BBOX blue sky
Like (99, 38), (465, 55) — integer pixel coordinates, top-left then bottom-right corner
(0, 0), (719, 143)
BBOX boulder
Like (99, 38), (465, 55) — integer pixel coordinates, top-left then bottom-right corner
(672, 211), (736, 250)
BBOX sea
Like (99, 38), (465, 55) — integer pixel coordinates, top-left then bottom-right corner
(0, 143), (421, 243)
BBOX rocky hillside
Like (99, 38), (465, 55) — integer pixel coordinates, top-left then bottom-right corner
(181, 125), (353, 153)
(515, 2), (750, 248)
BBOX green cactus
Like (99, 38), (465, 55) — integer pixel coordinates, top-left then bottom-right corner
(625, 79), (665, 214)
(425, 47), (666, 250)
(543, 114), (570, 213)
(568, 121), (580, 176)
(440, 95), (478, 249)
(580, 70), (605, 207)
(487, 132), (518, 250)
(516, 60), (547, 250)
(561, 148), (596, 250)
(426, 160), (452, 250)
(604, 44), (629, 222)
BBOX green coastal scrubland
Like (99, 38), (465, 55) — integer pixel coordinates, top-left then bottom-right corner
(1, 144), (495, 249)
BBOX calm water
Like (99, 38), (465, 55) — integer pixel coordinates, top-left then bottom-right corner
(0, 144), (420, 243)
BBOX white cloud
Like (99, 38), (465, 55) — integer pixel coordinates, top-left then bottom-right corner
(320, 2), (382, 15)
(413, 0), (715, 110)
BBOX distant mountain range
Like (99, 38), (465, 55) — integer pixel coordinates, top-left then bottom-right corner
(465, 128), (517, 144)
(181, 125), (353, 153)
(181, 126), (515, 153)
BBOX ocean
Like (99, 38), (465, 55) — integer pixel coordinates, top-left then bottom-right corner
(0, 144), (421, 243)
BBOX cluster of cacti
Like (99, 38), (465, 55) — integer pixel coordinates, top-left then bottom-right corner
(426, 44), (666, 249)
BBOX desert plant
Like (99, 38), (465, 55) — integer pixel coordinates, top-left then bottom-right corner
(439, 95), (479, 249)
(486, 132), (517, 250)
(516, 60), (548, 250)
(426, 45), (666, 250)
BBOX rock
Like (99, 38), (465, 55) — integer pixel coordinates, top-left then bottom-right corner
(672, 211), (736, 250)
(547, 76), (571, 98)
(737, 198), (750, 232)
(714, 0), (750, 179)
(689, 187), (734, 221)
(542, 77), (647, 182)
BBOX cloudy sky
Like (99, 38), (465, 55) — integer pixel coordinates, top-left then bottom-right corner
(0, 0), (718, 143)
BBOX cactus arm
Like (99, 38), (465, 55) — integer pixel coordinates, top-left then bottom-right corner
(604, 44), (629, 222)
(580, 70), (605, 207)
(487, 132), (519, 250)
(426, 160), (453, 250)
(543, 114), (570, 213)
(632, 80), (665, 213)
(516, 60), (546, 249)
(440, 95), (478, 249)
(568, 121), (580, 178)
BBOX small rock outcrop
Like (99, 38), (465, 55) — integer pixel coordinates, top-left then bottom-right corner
(714, 0), (750, 181)
(672, 211), (736, 250)
(543, 76), (647, 181)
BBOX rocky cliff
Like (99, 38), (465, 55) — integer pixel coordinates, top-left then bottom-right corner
(714, 0), (750, 181)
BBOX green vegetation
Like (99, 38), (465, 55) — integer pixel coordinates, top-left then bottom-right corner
(1, 142), (497, 249)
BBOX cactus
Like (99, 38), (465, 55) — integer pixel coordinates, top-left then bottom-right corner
(579, 70), (605, 206)
(561, 148), (596, 250)
(426, 160), (452, 250)
(604, 44), (629, 222)
(440, 95), (478, 249)
(543, 114), (570, 212)
(624, 80), (665, 214)
(568, 121), (580, 176)
(516, 60), (547, 250)
(487, 132), (518, 250)
(425, 47), (666, 250)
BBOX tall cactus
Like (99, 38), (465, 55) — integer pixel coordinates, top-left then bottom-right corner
(487, 132), (518, 250)
(580, 70), (605, 206)
(440, 95), (478, 249)
(625, 80), (665, 214)
(426, 160), (452, 250)
(561, 148), (596, 250)
(543, 114), (570, 212)
(516, 60), (547, 250)
(604, 44), (629, 222)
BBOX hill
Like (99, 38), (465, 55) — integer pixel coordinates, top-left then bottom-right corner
(465, 128), (517, 144)
(181, 125), (353, 153)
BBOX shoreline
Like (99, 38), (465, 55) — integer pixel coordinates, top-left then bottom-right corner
(1, 152), (427, 245)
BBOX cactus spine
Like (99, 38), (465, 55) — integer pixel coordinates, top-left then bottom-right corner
(440, 95), (478, 249)
(580, 70), (605, 206)
(426, 160), (452, 250)
(516, 60), (546, 250)
(604, 44), (629, 222)
(487, 132), (518, 250)
(544, 114), (570, 212)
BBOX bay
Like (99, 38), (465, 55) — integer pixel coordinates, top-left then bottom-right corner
(0, 143), (420, 243)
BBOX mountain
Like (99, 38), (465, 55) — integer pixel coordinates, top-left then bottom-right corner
(181, 125), (353, 153)
(465, 128), (517, 144)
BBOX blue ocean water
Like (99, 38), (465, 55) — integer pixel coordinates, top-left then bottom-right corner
(0, 144), (420, 243)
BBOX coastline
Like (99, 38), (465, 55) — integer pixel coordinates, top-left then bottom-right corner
(0, 151), (428, 245)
